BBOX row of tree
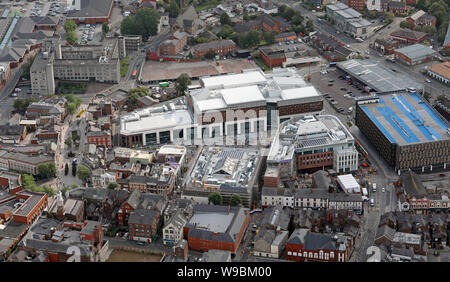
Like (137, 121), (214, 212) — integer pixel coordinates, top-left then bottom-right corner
(64, 19), (78, 45)
(208, 191), (242, 206)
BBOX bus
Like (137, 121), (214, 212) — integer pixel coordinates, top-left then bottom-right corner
(131, 70), (137, 78)
(159, 82), (169, 87)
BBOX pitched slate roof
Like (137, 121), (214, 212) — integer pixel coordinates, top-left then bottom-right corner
(128, 209), (159, 225)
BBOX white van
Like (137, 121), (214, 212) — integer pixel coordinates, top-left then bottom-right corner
(372, 183), (377, 192)
(348, 107), (353, 113)
(370, 198), (375, 207)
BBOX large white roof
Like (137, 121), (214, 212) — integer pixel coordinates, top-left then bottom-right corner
(196, 98), (226, 111)
(201, 71), (266, 90)
(281, 86), (320, 101)
(337, 174), (360, 189)
(121, 109), (192, 134)
(220, 85), (265, 105)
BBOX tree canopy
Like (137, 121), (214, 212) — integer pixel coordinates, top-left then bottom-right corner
(126, 87), (150, 107)
(230, 194), (242, 206)
(120, 8), (160, 40)
(220, 13), (232, 26)
(175, 73), (191, 95)
(13, 98), (36, 113)
(38, 162), (56, 179)
(77, 165), (90, 182)
(208, 191), (223, 205)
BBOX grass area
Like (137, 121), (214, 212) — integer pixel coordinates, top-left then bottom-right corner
(195, 0), (220, 11)
(57, 82), (88, 94)
(120, 57), (129, 78)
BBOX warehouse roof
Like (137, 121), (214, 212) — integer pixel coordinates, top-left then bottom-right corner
(336, 59), (423, 93)
(394, 44), (436, 61)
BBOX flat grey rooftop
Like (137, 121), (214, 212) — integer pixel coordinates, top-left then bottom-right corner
(337, 59), (423, 93)
(189, 212), (234, 233)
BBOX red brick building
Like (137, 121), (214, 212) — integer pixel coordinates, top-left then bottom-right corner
(388, 1), (408, 16)
(274, 32), (297, 42)
(184, 205), (250, 254)
(193, 40), (236, 58)
(12, 191), (48, 225)
(159, 31), (188, 56)
(390, 29), (427, 45)
(128, 209), (161, 243)
(345, 0), (367, 10)
(86, 131), (111, 148)
(286, 229), (351, 262)
(259, 48), (286, 68)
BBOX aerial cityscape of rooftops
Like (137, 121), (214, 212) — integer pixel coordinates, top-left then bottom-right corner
(0, 0), (447, 265)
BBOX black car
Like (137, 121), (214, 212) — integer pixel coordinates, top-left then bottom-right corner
(347, 91), (352, 94)
(337, 108), (344, 112)
(340, 88), (347, 91)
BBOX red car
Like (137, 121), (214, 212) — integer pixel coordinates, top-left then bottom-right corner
(439, 174), (445, 177)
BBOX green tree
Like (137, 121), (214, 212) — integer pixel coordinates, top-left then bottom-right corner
(13, 97), (36, 113)
(305, 20), (315, 33)
(175, 73), (191, 95)
(169, 0), (180, 18)
(120, 16), (138, 35)
(243, 12), (249, 22)
(65, 138), (72, 147)
(64, 19), (77, 33)
(135, 7), (161, 39)
(38, 162), (56, 179)
(102, 23), (110, 35)
(263, 31), (276, 44)
(230, 194), (242, 206)
(66, 103), (77, 115)
(107, 182), (118, 189)
(126, 87), (150, 107)
(72, 162), (77, 176)
(66, 31), (78, 45)
(65, 163), (69, 176)
(218, 24), (234, 39)
(422, 25), (437, 34)
(204, 50), (216, 59)
(220, 12), (232, 25)
(400, 20), (412, 29)
(416, 0), (430, 10)
(208, 191), (223, 205)
(384, 12), (395, 24)
(246, 30), (260, 47)
(77, 165), (90, 182)
(292, 14), (304, 26)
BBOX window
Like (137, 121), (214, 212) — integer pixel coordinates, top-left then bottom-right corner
(330, 252), (334, 259)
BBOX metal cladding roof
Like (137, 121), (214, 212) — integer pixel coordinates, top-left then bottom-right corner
(394, 44), (436, 61)
(359, 92), (450, 145)
(337, 59), (423, 93)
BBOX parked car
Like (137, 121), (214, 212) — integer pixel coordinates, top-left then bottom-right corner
(340, 87), (347, 91)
